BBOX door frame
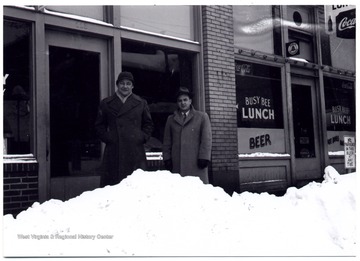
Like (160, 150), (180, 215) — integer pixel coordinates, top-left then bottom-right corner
(43, 29), (110, 200)
(290, 74), (324, 183)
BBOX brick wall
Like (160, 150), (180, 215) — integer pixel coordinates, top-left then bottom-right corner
(202, 6), (239, 193)
(3, 162), (39, 217)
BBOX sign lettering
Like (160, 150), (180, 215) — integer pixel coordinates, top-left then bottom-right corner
(329, 105), (352, 126)
(249, 134), (272, 149)
(242, 96), (275, 121)
(344, 136), (356, 169)
(325, 5), (355, 38)
(336, 9), (356, 39)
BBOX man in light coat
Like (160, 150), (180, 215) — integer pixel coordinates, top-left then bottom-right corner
(162, 87), (212, 183)
(95, 71), (154, 187)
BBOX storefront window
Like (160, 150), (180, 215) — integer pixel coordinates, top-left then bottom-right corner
(121, 40), (194, 152)
(3, 20), (32, 154)
(120, 6), (195, 41)
(233, 6), (281, 55)
(45, 6), (105, 21)
(324, 77), (355, 153)
(236, 61), (285, 154)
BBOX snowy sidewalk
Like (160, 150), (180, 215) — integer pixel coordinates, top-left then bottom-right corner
(3, 167), (357, 257)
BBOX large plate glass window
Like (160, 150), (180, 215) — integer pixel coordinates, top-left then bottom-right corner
(324, 77), (355, 154)
(236, 61), (284, 154)
(45, 6), (106, 21)
(120, 6), (195, 41)
(233, 6), (282, 55)
(3, 20), (32, 154)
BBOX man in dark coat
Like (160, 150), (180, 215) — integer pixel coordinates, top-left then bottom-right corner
(162, 87), (212, 183)
(95, 71), (153, 187)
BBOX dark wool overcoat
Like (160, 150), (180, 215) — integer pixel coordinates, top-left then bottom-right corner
(95, 93), (153, 187)
(162, 106), (212, 183)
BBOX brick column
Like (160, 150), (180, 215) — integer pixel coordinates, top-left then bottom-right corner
(3, 162), (39, 217)
(202, 6), (239, 193)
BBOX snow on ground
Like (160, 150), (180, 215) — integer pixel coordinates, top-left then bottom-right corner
(2, 166), (357, 259)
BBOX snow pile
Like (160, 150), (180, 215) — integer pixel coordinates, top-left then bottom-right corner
(3, 168), (357, 257)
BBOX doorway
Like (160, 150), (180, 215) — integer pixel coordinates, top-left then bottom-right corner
(46, 30), (108, 200)
(291, 76), (322, 182)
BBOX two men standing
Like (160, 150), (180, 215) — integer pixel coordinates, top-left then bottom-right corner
(96, 72), (212, 187)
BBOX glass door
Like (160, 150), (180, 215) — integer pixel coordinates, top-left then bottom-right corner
(46, 30), (108, 200)
(291, 76), (322, 181)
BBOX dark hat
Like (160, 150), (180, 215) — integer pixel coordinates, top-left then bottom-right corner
(116, 71), (134, 85)
(175, 87), (192, 99)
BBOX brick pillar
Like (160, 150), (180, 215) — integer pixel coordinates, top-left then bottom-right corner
(3, 162), (39, 217)
(202, 6), (239, 193)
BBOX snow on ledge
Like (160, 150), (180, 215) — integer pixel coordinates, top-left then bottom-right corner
(11, 5), (36, 10)
(10, 6), (199, 45)
(146, 152), (163, 161)
(120, 26), (200, 45)
(289, 57), (309, 63)
(43, 8), (114, 27)
(239, 152), (290, 158)
(3, 154), (37, 164)
(329, 151), (345, 156)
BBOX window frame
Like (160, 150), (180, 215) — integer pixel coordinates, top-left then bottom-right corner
(3, 17), (36, 156)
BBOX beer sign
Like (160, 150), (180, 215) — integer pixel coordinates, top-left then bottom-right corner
(325, 5), (356, 39)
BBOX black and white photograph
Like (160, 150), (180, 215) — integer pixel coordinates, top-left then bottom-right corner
(1, 3), (357, 260)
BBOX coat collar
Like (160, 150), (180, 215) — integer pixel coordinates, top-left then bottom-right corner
(106, 93), (142, 117)
(173, 106), (194, 125)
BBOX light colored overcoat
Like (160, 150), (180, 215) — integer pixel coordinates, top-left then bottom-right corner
(163, 106), (212, 183)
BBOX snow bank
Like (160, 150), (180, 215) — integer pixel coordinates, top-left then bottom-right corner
(3, 168), (357, 257)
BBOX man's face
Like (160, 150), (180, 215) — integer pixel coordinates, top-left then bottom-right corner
(177, 94), (192, 112)
(117, 79), (133, 97)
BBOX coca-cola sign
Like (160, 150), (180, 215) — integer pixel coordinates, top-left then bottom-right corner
(336, 9), (356, 39)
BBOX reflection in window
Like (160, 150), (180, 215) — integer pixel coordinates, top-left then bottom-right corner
(233, 6), (278, 55)
(120, 6), (194, 40)
(121, 40), (193, 152)
(3, 20), (32, 154)
(324, 77), (355, 132)
(324, 77), (355, 153)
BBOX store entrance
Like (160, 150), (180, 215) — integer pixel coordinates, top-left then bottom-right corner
(46, 31), (108, 200)
(291, 77), (322, 182)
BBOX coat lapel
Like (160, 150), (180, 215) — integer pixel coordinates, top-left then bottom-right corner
(106, 94), (141, 117)
(174, 111), (183, 125)
(107, 95), (123, 116)
(117, 94), (141, 117)
(174, 109), (193, 126)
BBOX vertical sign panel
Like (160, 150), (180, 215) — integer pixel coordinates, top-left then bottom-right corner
(344, 136), (356, 169)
